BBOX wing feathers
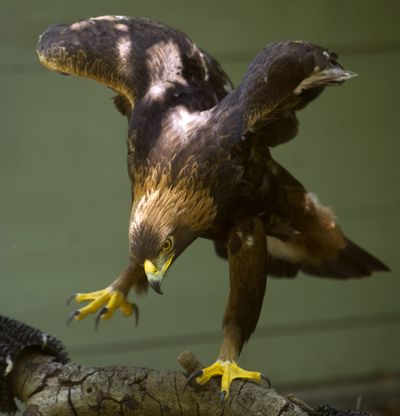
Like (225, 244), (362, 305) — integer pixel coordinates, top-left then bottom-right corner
(294, 67), (357, 95)
(37, 16), (204, 109)
(208, 41), (356, 149)
(37, 17), (142, 105)
(239, 41), (353, 127)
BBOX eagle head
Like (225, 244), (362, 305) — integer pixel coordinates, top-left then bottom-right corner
(129, 173), (217, 294)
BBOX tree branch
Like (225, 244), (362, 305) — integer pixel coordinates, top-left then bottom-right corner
(9, 348), (313, 416)
(2, 315), (366, 416)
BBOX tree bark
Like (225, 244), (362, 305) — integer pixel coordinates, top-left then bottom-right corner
(10, 349), (314, 416)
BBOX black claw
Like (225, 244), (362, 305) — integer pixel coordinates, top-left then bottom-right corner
(66, 310), (80, 326)
(261, 373), (272, 388)
(132, 303), (140, 327)
(219, 390), (227, 404)
(94, 307), (108, 330)
(66, 293), (77, 306)
(185, 369), (204, 390)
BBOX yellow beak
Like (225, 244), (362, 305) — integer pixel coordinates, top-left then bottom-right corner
(144, 255), (174, 294)
(144, 259), (159, 275)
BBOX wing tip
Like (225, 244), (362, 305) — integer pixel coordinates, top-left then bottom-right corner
(294, 66), (358, 95)
(37, 24), (68, 73)
(37, 19), (136, 106)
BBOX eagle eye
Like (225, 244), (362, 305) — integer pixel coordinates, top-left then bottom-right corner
(161, 236), (174, 254)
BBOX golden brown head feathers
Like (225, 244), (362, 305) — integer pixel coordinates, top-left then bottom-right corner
(129, 166), (217, 262)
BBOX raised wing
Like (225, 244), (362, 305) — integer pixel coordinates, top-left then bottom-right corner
(206, 41), (356, 148)
(37, 16), (232, 117)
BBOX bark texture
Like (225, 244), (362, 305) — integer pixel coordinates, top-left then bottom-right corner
(10, 350), (313, 416)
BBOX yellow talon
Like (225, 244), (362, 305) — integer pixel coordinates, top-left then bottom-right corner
(75, 291), (111, 319)
(75, 289), (110, 303)
(195, 360), (262, 398)
(120, 300), (135, 317)
(100, 291), (131, 320)
(69, 287), (136, 323)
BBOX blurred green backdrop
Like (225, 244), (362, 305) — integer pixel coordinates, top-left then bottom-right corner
(1, 0), (399, 400)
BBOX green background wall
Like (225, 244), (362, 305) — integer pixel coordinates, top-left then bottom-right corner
(1, 0), (399, 405)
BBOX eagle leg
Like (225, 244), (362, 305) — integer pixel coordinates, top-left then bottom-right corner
(191, 217), (268, 398)
(67, 260), (144, 326)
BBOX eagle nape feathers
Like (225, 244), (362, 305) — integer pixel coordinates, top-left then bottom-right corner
(37, 16), (389, 398)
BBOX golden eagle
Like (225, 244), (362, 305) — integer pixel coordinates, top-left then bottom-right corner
(37, 16), (389, 397)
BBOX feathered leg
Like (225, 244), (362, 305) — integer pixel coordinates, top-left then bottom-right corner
(189, 217), (268, 398)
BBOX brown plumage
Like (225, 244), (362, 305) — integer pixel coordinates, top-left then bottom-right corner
(37, 16), (390, 396)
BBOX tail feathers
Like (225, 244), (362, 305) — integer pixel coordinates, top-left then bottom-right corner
(301, 238), (390, 279)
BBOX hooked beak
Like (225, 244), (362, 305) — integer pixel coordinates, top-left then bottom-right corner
(144, 255), (174, 295)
